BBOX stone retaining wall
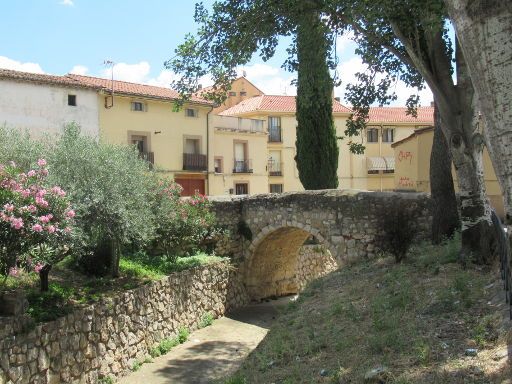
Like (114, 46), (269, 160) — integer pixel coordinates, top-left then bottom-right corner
(296, 245), (338, 291)
(0, 261), (248, 384)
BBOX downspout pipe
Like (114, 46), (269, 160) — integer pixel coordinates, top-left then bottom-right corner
(206, 105), (214, 196)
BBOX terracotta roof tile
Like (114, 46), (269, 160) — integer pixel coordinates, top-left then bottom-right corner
(0, 68), (99, 89)
(67, 74), (212, 105)
(219, 95), (352, 115)
(367, 106), (434, 124)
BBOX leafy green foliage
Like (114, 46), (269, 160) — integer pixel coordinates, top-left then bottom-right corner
(295, 10), (339, 189)
(199, 312), (215, 328)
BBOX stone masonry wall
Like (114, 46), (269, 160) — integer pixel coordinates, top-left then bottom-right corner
(0, 261), (248, 384)
(211, 190), (432, 300)
(296, 245), (338, 291)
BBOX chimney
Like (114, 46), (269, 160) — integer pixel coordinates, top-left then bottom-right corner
(242, 70), (247, 77)
(197, 84), (203, 90)
(430, 101), (435, 107)
(335, 97), (341, 102)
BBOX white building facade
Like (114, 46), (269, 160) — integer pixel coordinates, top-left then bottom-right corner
(0, 69), (100, 137)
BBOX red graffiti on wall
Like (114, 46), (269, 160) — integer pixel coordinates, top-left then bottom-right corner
(398, 151), (413, 164)
(398, 177), (414, 188)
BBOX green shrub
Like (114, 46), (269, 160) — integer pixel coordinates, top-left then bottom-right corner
(178, 327), (190, 343)
(159, 337), (180, 354)
(199, 312), (214, 328)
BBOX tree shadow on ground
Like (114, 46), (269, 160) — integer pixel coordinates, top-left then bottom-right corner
(153, 340), (250, 384)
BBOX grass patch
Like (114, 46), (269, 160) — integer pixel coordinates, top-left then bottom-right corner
(199, 312), (215, 328)
(224, 236), (509, 383)
(120, 252), (227, 277)
(150, 326), (190, 358)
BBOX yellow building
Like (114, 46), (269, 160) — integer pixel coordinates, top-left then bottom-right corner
(392, 126), (504, 218)
(208, 114), (269, 195)
(69, 74), (214, 196)
(219, 94), (353, 193)
(200, 76), (264, 114)
(341, 106), (434, 191)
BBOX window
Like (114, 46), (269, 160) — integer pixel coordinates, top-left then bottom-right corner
(240, 91), (247, 96)
(185, 108), (198, 117)
(185, 138), (200, 154)
(235, 183), (248, 195)
(67, 94), (77, 106)
(270, 184), (283, 193)
(368, 170), (379, 175)
(268, 117), (282, 142)
(383, 169), (395, 174)
(367, 128), (379, 143)
(214, 158), (223, 173)
(382, 128), (394, 143)
(131, 101), (145, 112)
(228, 91), (237, 96)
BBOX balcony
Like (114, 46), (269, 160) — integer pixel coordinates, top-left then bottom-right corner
(268, 127), (282, 143)
(233, 159), (253, 173)
(268, 160), (283, 176)
(183, 153), (207, 171)
(211, 115), (266, 133)
(138, 152), (154, 168)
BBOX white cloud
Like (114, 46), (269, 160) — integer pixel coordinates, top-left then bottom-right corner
(100, 61), (151, 84)
(69, 65), (88, 75)
(0, 56), (45, 74)
(334, 56), (433, 107)
(335, 31), (356, 56)
(239, 63), (296, 95)
(60, 0), (74, 6)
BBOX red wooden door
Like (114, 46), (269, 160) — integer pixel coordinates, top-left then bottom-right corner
(175, 178), (205, 196)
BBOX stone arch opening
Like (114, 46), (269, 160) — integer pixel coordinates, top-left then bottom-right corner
(244, 225), (339, 301)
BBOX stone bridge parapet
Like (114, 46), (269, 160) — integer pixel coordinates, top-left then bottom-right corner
(211, 190), (432, 300)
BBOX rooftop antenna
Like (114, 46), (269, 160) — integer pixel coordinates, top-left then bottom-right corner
(242, 70), (247, 77)
(103, 60), (115, 109)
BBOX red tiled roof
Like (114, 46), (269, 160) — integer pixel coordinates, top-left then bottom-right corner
(219, 95), (352, 115)
(68, 74), (212, 105)
(0, 68), (100, 89)
(367, 106), (434, 124)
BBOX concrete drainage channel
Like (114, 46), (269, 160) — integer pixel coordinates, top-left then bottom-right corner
(118, 297), (293, 384)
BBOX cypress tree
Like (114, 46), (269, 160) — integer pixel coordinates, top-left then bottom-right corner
(295, 11), (339, 190)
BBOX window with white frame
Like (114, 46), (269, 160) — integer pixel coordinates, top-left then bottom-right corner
(382, 128), (395, 143)
(185, 108), (198, 117)
(367, 128), (379, 143)
(131, 101), (146, 112)
(269, 184), (283, 193)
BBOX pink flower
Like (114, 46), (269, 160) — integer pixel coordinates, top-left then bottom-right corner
(40, 169), (49, 176)
(66, 209), (76, 218)
(10, 217), (24, 230)
(37, 159), (47, 167)
(21, 189), (31, 198)
(51, 186), (66, 197)
(8, 267), (18, 277)
(39, 215), (51, 224)
(35, 196), (49, 208)
(32, 223), (43, 232)
(0, 212), (10, 222)
(34, 263), (44, 273)
(27, 170), (36, 177)
(64, 227), (72, 234)
(36, 189), (47, 198)
(3, 203), (14, 212)
(27, 205), (37, 213)
(47, 225), (56, 233)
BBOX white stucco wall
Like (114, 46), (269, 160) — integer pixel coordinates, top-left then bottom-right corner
(0, 79), (99, 137)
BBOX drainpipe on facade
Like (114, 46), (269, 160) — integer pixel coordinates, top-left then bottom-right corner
(206, 105), (214, 196)
(380, 123), (383, 192)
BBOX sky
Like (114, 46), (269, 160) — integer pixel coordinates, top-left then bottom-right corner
(0, 0), (433, 106)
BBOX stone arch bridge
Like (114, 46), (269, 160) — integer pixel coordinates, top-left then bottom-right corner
(211, 190), (431, 302)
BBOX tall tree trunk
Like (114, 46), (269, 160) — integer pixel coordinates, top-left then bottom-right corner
(295, 8), (339, 189)
(439, 41), (497, 265)
(430, 101), (460, 244)
(444, 0), (512, 224)
(392, 24), (498, 264)
(110, 238), (121, 278)
(39, 264), (52, 292)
